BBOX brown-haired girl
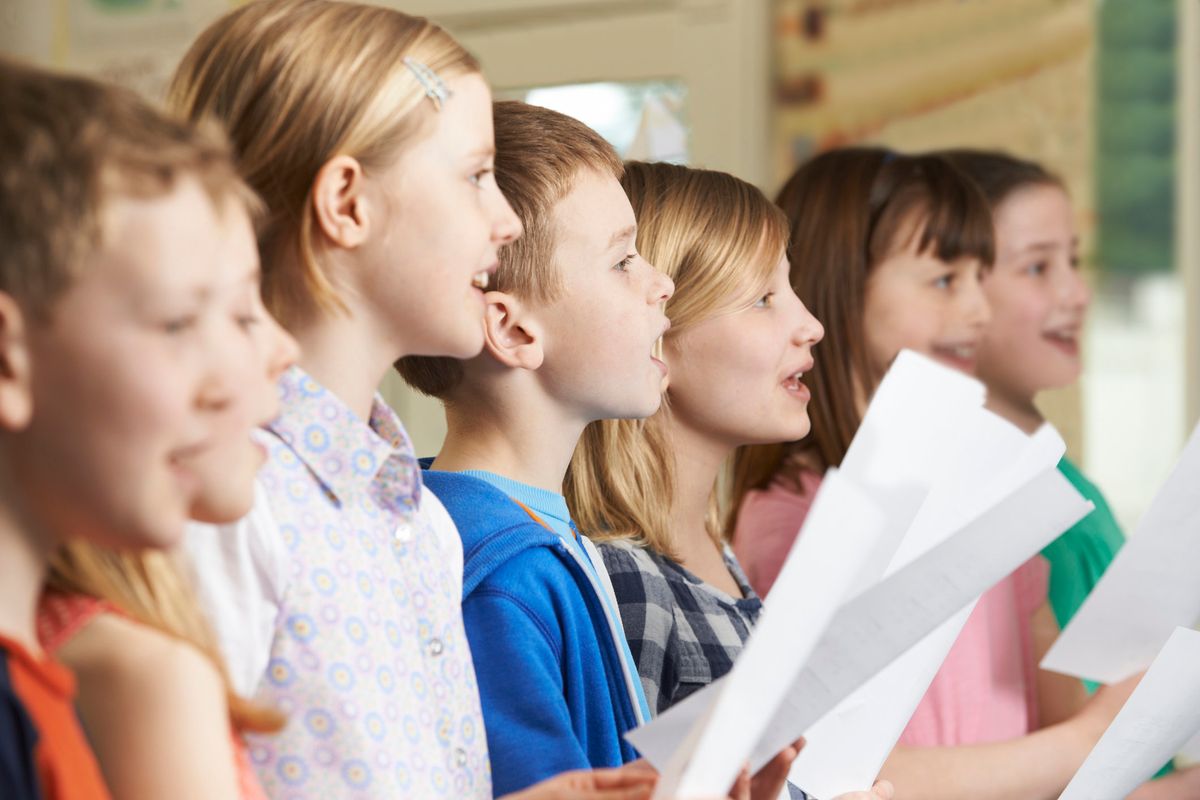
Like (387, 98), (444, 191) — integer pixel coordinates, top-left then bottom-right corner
(732, 148), (1136, 800)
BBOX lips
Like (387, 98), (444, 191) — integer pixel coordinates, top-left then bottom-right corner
(931, 342), (977, 372)
(472, 259), (501, 292)
(1043, 327), (1081, 357)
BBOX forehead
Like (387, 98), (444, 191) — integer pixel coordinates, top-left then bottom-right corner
(405, 72), (494, 163)
(85, 178), (254, 303)
(550, 169), (635, 258)
(996, 184), (1074, 241)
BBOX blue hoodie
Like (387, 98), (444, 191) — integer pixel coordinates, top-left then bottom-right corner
(422, 468), (642, 796)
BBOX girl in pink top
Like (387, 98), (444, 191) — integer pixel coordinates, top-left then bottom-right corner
(732, 148), (1138, 800)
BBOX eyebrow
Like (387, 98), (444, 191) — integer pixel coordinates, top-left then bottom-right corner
(608, 224), (637, 250)
(466, 144), (496, 161)
(1016, 238), (1079, 256)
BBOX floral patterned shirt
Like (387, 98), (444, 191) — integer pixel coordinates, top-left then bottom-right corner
(185, 366), (488, 800)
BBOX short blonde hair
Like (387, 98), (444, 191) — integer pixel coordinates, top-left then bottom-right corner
(167, 0), (480, 326)
(396, 100), (623, 399)
(565, 162), (789, 558)
(0, 56), (250, 318)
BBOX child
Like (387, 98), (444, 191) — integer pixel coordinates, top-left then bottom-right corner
(169, 5), (656, 800)
(731, 147), (1135, 800)
(397, 102), (801, 799)
(170, 2), (522, 797)
(37, 171), (299, 800)
(941, 149), (1200, 796)
(0, 56), (270, 799)
(566, 161), (891, 800)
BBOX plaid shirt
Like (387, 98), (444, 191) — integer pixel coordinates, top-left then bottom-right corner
(595, 540), (763, 716)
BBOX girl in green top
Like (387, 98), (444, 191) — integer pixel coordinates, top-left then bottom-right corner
(942, 150), (1192, 790)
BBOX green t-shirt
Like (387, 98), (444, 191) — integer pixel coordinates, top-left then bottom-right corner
(1044, 458), (1173, 777)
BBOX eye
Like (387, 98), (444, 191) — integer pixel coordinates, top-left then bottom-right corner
(237, 313), (262, 331)
(1025, 261), (1048, 277)
(614, 254), (635, 272)
(468, 167), (493, 187)
(163, 315), (197, 335)
(754, 292), (775, 309)
(933, 273), (954, 289)
(1069, 255), (1081, 270)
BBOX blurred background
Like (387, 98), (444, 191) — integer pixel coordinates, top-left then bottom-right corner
(1, 0), (1195, 530)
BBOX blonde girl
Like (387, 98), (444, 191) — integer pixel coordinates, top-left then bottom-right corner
(168, 3), (657, 800)
(567, 161), (890, 800)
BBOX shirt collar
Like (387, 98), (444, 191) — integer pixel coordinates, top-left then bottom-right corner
(266, 366), (422, 514)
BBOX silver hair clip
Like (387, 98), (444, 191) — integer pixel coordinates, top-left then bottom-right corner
(403, 57), (451, 110)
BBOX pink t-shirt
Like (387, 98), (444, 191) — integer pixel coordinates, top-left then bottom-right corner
(734, 471), (1050, 747)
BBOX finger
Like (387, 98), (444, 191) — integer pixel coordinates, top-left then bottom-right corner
(588, 769), (657, 789)
(872, 779), (895, 800)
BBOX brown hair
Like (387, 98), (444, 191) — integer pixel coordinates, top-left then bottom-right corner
(0, 56), (280, 734)
(565, 162), (790, 556)
(397, 100), (624, 399)
(730, 148), (995, 523)
(167, 0), (480, 328)
(0, 56), (249, 318)
(940, 149), (1064, 210)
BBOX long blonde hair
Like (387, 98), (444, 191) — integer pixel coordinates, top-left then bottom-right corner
(46, 545), (284, 733)
(166, 0), (481, 327)
(565, 162), (789, 558)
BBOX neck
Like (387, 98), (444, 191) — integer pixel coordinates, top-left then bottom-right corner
(984, 384), (1044, 435)
(290, 307), (400, 423)
(434, 378), (587, 494)
(0, 486), (49, 653)
(665, 417), (733, 555)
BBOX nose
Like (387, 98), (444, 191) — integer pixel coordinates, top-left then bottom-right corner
(491, 186), (523, 245)
(647, 259), (674, 304)
(962, 272), (992, 330)
(264, 313), (299, 382)
(793, 297), (824, 346)
(1059, 267), (1092, 313)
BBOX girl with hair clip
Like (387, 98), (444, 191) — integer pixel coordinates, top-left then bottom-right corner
(730, 147), (1141, 800)
(167, 3), (656, 799)
(939, 149), (1200, 797)
(566, 161), (892, 800)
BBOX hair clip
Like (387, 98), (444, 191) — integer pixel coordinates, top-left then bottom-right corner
(403, 57), (451, 110)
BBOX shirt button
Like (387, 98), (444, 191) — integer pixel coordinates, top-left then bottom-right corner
(395, 523), (412, 542)
(454, 747), (468, 768)
(426, 638), (444, 657)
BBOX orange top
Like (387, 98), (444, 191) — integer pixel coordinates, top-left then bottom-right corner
(38, 592), (266, 800)
(0, 631), (111, 799)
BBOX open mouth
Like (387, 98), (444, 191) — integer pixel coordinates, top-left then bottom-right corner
(1044, 328), (1081, 356)
(471, 270), (490, 290)
(782, 362), (813, 399)
(931, 343), (977, 371)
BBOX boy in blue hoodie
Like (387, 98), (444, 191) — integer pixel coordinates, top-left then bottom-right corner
(397, 101), (673, 796)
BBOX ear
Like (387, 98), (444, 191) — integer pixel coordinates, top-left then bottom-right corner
(311, 154), (370, 249)
(481, 291), (543, 371)
(0, 293), (34, 431)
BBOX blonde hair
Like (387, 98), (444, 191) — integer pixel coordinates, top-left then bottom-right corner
(397, 100), (624, 399)
(565, 162), (789, 558)
(46, 544), (284, 734)
(0, 56), (251, 319)
(167, 0), (480, 327)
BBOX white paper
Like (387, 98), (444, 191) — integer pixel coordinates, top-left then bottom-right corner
(627, 469), (886, 797)
(632, 466), (1091, 787)
(1060, 627), (1200, 800)
(749, 464), (1090, 773)
(790, 416), (1069, 798)
(836, 350), (987, 588)
(1043, 423), (1200, 684)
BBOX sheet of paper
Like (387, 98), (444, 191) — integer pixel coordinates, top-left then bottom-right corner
(632, 465), (1091, 783)
(788, 415), (1069, 798)
(836, 349), (986, 586)
(1042, 423), (1200, 684)
(626, 469), (886, 797)
(1060, 627), (1200, 800)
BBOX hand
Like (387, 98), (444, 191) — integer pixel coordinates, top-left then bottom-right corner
(1127, 766), (1200, 799)
(500, 765), (657, 800)
(1073, 670), (1144, 743)
(832, 779), (895, 800)
(749, 738), (805, 800)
